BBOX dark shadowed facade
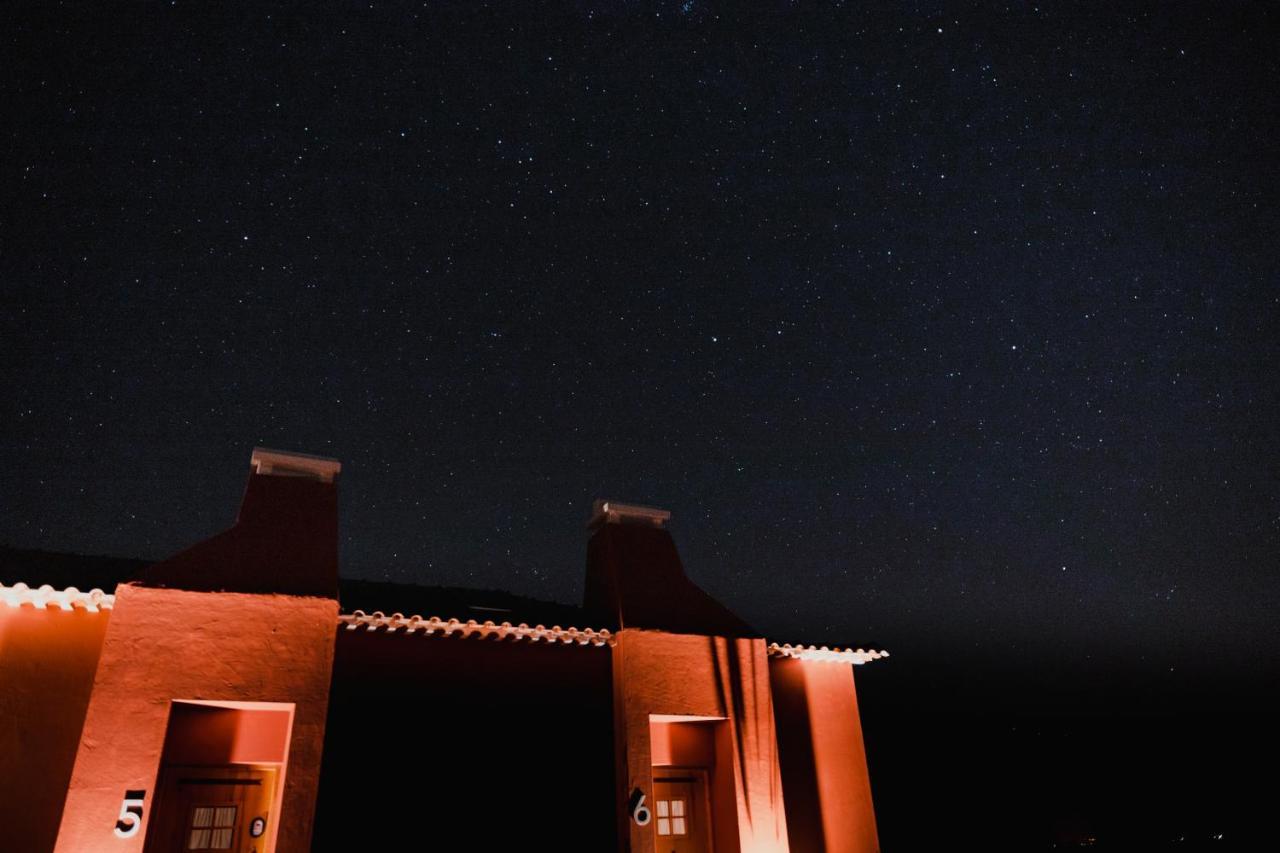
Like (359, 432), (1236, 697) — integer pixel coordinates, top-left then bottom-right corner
(1, 449), (886, 852)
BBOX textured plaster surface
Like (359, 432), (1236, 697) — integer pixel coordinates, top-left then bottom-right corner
(0, 605), (111, 852)
(55, 584), (336, 853)
(614, 629), (790, 853)
(771, 659), (879, 853)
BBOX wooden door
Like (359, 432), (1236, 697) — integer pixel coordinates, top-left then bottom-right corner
(144, 765), (278, 853)
(653, 771), (713, 853)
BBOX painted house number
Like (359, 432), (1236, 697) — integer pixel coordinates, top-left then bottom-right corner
(630, 788), (652, 826)
(114, 790), (145, 838)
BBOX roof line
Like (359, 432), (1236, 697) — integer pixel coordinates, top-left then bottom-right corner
(0, 581), (115, 612)
(339, 611), (615, 647)
(0, 583), (888, 664)
(340, 610), (889, 664)
(767, 642), (889, 665)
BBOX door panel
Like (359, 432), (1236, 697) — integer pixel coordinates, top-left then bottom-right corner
(653, 772), (712, 853)
(144, 766), (277, 853)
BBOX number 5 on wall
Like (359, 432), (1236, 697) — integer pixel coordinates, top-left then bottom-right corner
(114, 790), (146, 839)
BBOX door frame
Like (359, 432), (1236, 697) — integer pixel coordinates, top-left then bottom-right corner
(143, 763), (280, 853)
(652, 766), (716, 853)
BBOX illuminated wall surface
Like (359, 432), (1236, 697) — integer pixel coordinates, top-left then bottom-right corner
(0, 595), (111, 852)
(0, 452), (885, 852)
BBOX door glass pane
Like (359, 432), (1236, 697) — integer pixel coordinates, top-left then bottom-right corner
(657, 817), (671, 836)
(673, 817), (687, 835)
(189, 803), (236, 849)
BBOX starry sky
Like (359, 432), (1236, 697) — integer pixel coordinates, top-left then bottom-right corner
(4, 1), (1277, 701)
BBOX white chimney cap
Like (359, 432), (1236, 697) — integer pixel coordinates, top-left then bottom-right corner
(250, 447), (342, 483)
(588, 499), (671, 530)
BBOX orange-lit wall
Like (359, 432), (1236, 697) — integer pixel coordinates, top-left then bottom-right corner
(614, 630), (790, 853)
(649, 719), (717, 767)
(0, 604), (110, 852)
(770, 659), (879, 853)
(160, 702), (293, 766)
(54, 584), (337, 853)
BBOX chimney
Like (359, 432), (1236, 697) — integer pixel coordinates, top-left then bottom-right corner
(587, 499), (671, 531)
(583, 499), (756, 637)
(249, 447), (341, 482)
(136, 448), (341, 598)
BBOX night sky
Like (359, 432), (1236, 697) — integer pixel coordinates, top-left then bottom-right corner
(3, 2), (1277, 846)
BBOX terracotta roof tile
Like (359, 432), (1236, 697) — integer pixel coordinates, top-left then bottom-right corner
(0, 581), (115, 612)
(767, 642), (889, 665)
(339, 611), (615, 647)
(340, 610), (888, 665)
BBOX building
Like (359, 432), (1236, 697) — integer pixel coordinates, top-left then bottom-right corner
(0, 449), (887, 852)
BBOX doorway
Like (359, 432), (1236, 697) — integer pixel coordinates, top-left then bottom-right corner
(653, 770), (713, 853)
(142, 701), (293, 853)
(144, 766), (277, 853)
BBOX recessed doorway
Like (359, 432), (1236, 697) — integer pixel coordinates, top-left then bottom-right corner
(142, 701), (293, 853)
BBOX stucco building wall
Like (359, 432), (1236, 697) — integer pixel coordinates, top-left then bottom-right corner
(771, 658), (879, 853)
(54, 585), (337, 853)
(614, 629), (791, 853)
(0, 604), (110, 852)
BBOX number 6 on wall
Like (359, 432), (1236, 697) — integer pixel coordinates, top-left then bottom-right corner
(114, 790), (146, 839)
(629, 788), (651, 826)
